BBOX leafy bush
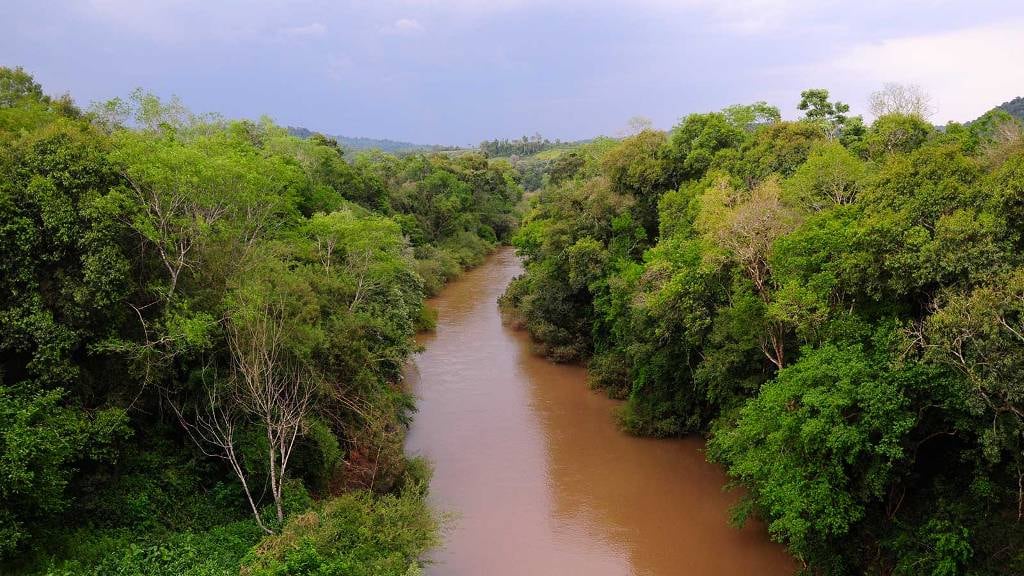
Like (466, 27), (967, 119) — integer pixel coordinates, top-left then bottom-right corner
(241, 486), (438, 576)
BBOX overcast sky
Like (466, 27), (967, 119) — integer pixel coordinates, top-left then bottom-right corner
(3, 1), (1022, 145)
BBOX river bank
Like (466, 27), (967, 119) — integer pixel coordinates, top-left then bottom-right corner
(404, 247), (794, 575)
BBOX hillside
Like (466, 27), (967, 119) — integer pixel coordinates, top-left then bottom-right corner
(997, 96), (1024, 121)
(969, 96), (1024, 125)
(286, 125), (456, 154)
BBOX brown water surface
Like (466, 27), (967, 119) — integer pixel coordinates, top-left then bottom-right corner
(404, 248), (795, 575)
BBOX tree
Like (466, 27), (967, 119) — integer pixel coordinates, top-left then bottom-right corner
(601, 129), (669, 238)
(0, 66), (47, 108)
(738, 120), (824, 184)
(863, 113), (933, 159)
(723, 102), (781, 128)
(0, 388), (127, 555)
(548, 152), (585, 185)
(709, 337), (924, 569)
(923, 269), (1024, 473)
(225, 297), (316, 527)
(785, 141), (867, 209)
(624, 115), (654, 136)
(974, 110), (1024, 167)
(869, 83), (933, 119)
(698, 176), (803, 368)
(176, 253), (321, 532)
(667, 111), (746, 184)
(798, 88), (852, 140)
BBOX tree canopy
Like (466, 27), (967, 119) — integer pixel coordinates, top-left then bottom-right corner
(502, 87), (1024, 574)
(0, 67), (520, 574)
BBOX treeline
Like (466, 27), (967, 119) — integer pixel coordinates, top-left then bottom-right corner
(479, 133), (562, 157)
(286, 125), (457, 155)
(0, 67), (520, 574)
(500, 88), (1024, 573)
(998, 96), (1024, 123)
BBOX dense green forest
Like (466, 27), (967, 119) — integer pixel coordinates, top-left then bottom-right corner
(6, 60), (1024, 575)
(0, 66), (520, 574)
(478, 134), (564, 158)
(501, 88), (1024, 573)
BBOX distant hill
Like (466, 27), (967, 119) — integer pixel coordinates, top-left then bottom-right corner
(477, 135), (600, 158)
(969, 96), (1024, 126)
(286, 126), (456, 154)
(996, 96), (1024, 122)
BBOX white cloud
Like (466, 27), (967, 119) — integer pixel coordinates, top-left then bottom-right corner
(693, 0), (834, 34)
(79, 0), (283, 44)
(394, 18), (424, 32)
(761, 20), (1024, 123)
(830, 21), (1024, 122)
(393, 0), (828, 33)
(280, 22), (327, 38)
(381, 17), (425, 35)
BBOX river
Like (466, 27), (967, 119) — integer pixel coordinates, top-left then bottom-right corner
(404, 247), (795, 575)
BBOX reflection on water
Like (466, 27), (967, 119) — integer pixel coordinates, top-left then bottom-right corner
(404, 248), (795, 575)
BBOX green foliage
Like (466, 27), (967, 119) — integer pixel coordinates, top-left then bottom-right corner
(797, 88), (856, 140)
(40, 520), (265, 576)
(708, 332), (922, 564)
(0, 66), (47, 108)
(241, 484), (438, 576)
(478, 133), (560, 157)
(785, 142), (866, 209)
(600, 129), (669, 237)
(503, 88), (1024, 574)
(996, 96), (1024, 122)
(666, 112), (745, 183)
(0, 68), (517, 573)
(862, 113), (934, 160)
(738, 120), (825, 184)
(0, 387), (128, 556)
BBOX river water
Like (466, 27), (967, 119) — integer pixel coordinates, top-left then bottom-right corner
(404, 248), (795, 575)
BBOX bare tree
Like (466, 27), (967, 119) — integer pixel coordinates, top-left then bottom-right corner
(869, 83), (933, 120)
(226, 298), (315, 524)
(175, 295), (316, 530)
(173, 382), (272, 534)
(622, 115), (654, 137)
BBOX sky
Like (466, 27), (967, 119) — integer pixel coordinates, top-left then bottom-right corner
(2, 1), (1023, 145)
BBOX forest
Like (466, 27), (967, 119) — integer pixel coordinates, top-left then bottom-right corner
(500, 87), (1024, 574)
(478, 134), (564, 158)
(0, 66), (520, 574)
(5, 60), (1024, 576)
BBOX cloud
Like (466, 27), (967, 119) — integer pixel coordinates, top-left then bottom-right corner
(690, 0), (833, 34)
(830, 21), (1024, 122)
(381, 18), (425, 35)
(759, 20), (1024, 122)
(280, 22), (327, 38)
(78, 0), (280, 44)
(392, 0), (827, 33)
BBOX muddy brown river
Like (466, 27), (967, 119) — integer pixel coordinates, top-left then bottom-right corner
(404, 248), (795, 575)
